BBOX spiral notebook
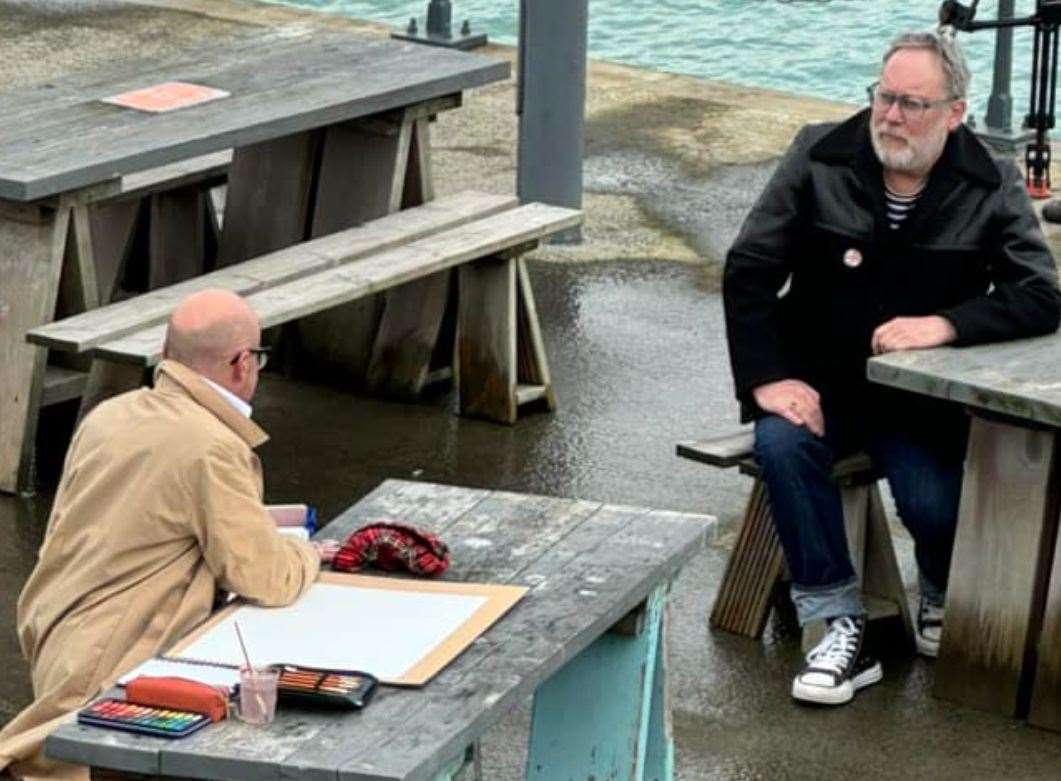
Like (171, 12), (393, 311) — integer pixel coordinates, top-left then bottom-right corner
(135, 572), (526, 687)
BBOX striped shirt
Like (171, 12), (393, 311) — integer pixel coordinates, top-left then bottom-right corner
(884, 185), (924, 230)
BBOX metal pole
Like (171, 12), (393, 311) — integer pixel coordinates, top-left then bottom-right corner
(516, 0), (589, 243)
(978, 0), (1034, 151)
(391, 0), (486, 50)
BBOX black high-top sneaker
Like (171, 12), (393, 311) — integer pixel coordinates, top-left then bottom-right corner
(791, 615), (882, 705)
(916, 597), (944, 658)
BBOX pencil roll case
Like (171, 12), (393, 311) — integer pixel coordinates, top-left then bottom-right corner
(273, 665), (378, 710)
(125, 675), (229, 722)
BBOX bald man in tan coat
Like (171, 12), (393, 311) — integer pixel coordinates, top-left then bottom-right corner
(0, 290), (337, 780)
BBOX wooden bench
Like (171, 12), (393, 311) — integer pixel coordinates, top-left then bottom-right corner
(678, 430), (914, 650)
(27, 191), (580, 474)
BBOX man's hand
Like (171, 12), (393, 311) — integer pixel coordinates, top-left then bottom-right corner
(871, 315), (956, 355)
(309, 540), (341, 564)
(752, 379), (825, 436)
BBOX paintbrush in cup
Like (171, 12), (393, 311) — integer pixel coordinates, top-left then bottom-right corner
(234, 621), (268, 719)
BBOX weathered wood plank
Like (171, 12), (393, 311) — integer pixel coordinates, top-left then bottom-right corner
(293, 112), (415, 382)
(88, 200), (140, 304)
(676, 430), (755, 468)
(0, 202), (70, 493)
(321, 478), (492, 543)
(93, 203), (582, 366)
(458, 256), (517, 424)
(863, 483), (915, 645)
(0, 32), (509, 201)
(515, 258), (555, 411)
(868, 335), (1061, 429)
(366, 117), (453, 397)
(515, 384), (547, 405)
(41, 366), (89, 408)
(148, 188), (207, 288)
(65, 204), (101, 312)
(215, 132), (320, 267)
(110, 151), (231, 204)
(28, 192), (520, 352)
(1030, 513), (1061, 730)
(935, 415), (1060, 716)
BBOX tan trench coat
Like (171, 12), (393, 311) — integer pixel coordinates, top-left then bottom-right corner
(0, 361), (320, 779)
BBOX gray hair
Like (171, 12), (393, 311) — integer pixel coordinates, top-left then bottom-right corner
(882, 30), (970, 100)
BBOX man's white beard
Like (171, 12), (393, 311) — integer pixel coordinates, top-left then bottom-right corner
(870, 121), (949, 176)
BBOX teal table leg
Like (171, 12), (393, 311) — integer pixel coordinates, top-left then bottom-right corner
(642, 613), (674, 781)
(525, 583), (672, 781)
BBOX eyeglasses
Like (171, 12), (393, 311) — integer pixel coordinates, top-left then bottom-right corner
(228, 346), (271, 370)
(867, 82), (955, 120)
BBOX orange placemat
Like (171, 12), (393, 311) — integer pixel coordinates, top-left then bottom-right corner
(101, 82), (230, 113)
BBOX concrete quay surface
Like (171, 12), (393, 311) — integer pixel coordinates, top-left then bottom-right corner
(1, 1), (1061, 779)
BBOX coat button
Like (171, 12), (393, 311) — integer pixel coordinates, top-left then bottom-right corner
(842, 248), (863, 268)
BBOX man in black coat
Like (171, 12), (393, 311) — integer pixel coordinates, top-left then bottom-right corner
(723, 30), (1061, 706)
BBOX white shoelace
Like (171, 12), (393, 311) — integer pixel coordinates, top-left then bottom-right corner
(805, 616), (860, 673)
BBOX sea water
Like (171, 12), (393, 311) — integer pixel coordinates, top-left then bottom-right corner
(269, 0), (1040, 125)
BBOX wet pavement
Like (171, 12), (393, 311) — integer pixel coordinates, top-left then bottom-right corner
(5, 259), (1061, 779)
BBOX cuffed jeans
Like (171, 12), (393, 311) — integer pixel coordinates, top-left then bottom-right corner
(754, 411), (966, 625)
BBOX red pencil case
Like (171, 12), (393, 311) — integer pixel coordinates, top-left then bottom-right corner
(125, 676), (229, 722)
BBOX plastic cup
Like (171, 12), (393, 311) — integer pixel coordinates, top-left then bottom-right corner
(236, 665), (279, 725)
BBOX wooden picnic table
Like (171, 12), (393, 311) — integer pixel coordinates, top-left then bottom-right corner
(44, 479), (712, 780)
(868, 336), (1061, 730)
(0, 28), (509, 494)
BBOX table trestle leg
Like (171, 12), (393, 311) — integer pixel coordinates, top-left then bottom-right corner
(216, 131), (321, 266)
(457, 249), (553, 425)
(147, 186), (210, 288)
(0, 200), (72, 494)
(293, 110), (416, 383)
(524, 583), (672, 781)
(936, 415), (1061, 717)
(1030, 490), (1061, 731)
(87, 199), (140, 306)
(368, 117), (459, 397)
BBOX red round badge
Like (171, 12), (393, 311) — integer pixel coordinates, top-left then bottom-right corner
(842, 248), (863, 268)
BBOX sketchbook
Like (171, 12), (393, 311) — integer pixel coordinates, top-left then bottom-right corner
(150, 572), (527, 687)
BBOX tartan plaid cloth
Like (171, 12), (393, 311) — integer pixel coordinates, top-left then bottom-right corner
(332, 521), (450, 576)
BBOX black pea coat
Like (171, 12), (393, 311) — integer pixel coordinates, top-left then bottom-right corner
(723, 108), (1061, 425)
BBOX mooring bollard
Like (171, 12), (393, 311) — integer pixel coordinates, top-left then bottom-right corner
(392, 0), (487, 50)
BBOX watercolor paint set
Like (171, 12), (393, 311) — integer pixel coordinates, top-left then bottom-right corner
(274, 665), (378, 710)
(77, 698), (212, 738)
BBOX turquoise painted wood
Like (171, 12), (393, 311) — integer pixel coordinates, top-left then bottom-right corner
(642, 612), (674, 781)
(524, 584), (671, 781)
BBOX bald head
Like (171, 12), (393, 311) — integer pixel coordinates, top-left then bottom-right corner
(163, 290), (263, 400)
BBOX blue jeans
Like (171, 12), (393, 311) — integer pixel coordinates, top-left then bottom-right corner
(753, 412), (966, 625)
